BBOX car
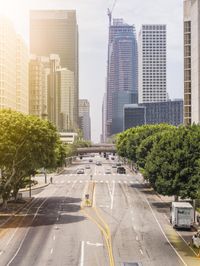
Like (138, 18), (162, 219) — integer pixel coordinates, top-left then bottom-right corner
(96, 161), (102, 166)
(77, 168), (84, 174)
(192, 231), (200, 248)
(105, 168), (111, 174)
(85, 165), (91, 169)
(89, 159), (93, 162)
(116, 162), (122, 167)
(112, 164), (117, 168)
(117, 166), (126, 174)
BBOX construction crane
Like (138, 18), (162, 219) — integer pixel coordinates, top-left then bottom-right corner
(107, 0), (118, 26)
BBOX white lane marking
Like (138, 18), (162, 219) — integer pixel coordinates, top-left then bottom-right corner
(130, 181), (134, 184)
(132, 217), (135, 222)
(80, 241), (85, 266)
(6, 196), (51, 266)
(132, 225), (136, 231)
(130, 210), (133, 214)
(111, 181), (115, 210)
(53, 235), (56, 241)
(0, 251), (3, 256)
(86, 241), (103, 247)
(50, 248), (53, 254)
(124, 181), (127, 184)
(118, 181), (121, 184)
(67, 181), (71, 184)
(136, 236), (139, 241)
(57, 217), (59, 221)
(100, 180), (103, 183)
(80, 181), (82, 183)
(144, 198), (187, 266)
(140, 249), (143, 255)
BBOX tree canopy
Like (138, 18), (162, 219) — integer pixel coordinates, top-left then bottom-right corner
(0, 110), (65, 206)
(116, 124), (200, 199)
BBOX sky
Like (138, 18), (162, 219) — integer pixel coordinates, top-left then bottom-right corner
(0, 0), (184, 142)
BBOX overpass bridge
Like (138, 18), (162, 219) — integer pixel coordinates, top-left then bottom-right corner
(77, 144), (116, 154)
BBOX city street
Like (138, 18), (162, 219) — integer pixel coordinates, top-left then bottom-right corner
(0, 156), (199, 266)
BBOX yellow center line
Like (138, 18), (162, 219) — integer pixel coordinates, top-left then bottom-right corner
(81, 182), (115, 266)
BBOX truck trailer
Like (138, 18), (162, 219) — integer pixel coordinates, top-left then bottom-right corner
(170, 202), (194, 229)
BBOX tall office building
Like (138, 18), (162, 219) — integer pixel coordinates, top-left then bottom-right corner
(102, 93), (107, 143)
(138, 25), (167, 103)
(16, 35), (29, 113)
(184, 0), (200, 125)
(56, 68), (75, 132)
(79, 99), (91, 141)
(30, 10), (79, 129)
(29, 55), (50, 119)
(106, 18), (138, 138)
(29, 54), (75, 132)
(0, 17), (28, 112)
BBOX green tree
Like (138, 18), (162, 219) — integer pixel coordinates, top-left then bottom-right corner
(144, 125), (200, 199)
(0, 110), (58, 208)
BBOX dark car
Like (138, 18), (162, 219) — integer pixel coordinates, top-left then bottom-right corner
(117, 166), (126, 174)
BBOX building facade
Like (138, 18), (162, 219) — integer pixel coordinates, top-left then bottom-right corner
(138, 25), (167, 104)
(123, 100), (183, 130)
(0, 17), (28, 112)
(29, 54), (75, 132)
(106, 18), (138, 138)
(79, 99), (91, 141)
(184, 0), (200, 125)
(112, 91), (134, 134)
(29, 55), (50, 119)
(30, 10), (79, 128)
(124, 104), (146, 130)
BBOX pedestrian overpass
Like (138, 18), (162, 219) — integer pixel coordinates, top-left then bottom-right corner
(77, 144), (116, 154)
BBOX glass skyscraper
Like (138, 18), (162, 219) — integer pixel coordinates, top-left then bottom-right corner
(106, 18), (138, 138)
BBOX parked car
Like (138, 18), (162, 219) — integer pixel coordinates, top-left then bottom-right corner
(85, 165), (91, 169)
(117, 166), (126, 174)
(89, 159), (93, 162)
(77, 168), (84, 174)
(116, 162), (122, 167)
(96, 161), (102, 166)
(112, 164), (117, 168)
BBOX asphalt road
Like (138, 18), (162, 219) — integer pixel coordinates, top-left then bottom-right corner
(0, 155), (199, 266)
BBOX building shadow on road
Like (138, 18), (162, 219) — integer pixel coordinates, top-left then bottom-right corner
(0, 196), (86, 229)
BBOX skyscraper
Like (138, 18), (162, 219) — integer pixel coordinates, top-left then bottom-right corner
(30, 10), (79, 129)
(106, 18), (138, 138)
(29, 55), (50, 119)
(79, 99), (91, 141)
(138, 25), (167, 103)
(183, 0), (200, 125)
(0, 17), (28, 112)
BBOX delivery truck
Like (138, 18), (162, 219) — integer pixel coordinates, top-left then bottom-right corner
(170, 202), (194, 229)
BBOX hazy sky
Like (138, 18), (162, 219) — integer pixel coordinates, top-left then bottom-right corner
(0, 0), (183, 142)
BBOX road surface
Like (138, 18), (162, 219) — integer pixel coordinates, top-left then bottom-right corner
(0, 155), (199, 266)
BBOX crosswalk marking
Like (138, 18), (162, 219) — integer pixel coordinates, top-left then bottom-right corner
(55, 179), (136, 185)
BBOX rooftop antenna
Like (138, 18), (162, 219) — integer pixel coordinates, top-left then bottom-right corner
(107, 0), (117, 26)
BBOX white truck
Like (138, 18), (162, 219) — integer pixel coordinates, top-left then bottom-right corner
(170, 202), (194, 229)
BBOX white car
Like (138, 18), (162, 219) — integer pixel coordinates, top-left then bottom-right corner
(77, 168), (84, 174)
(192, 231), (200, 248)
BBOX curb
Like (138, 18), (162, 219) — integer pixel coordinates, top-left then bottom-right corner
(19, 182), (50, 193)
(0, 197), (34, 228)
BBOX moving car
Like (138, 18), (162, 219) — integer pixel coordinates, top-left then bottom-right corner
(89, 159), (93, 162)
(117, 166), (126, 174)
(77, 168), (84, 174)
